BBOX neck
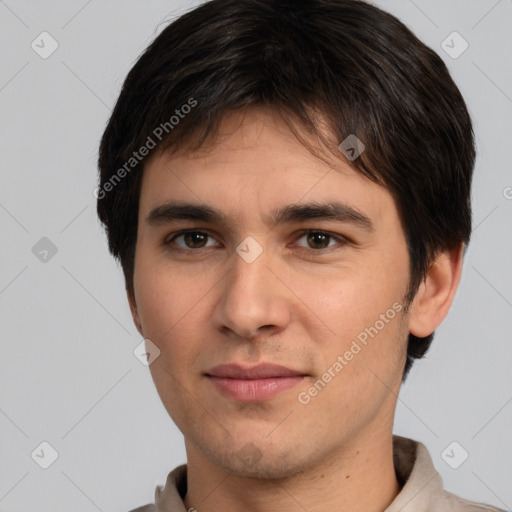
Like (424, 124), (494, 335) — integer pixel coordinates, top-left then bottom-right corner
(183, 431), (400, 512)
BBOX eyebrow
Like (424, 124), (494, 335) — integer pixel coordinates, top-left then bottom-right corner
(146, 201), (373, 231)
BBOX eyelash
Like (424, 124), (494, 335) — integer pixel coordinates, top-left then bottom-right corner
(164, 229), (349, 254)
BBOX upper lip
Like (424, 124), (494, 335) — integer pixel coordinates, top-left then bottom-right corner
(205, 363), (306, 379)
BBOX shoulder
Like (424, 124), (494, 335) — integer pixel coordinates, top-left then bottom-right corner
(391, 436), (505, 512)
(442, 490), (506, 512)
(125, 464), (188, 512)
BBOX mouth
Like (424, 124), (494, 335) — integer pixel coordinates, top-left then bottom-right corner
(205, 363), (308, 402)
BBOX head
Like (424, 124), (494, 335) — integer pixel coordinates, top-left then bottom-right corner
(97, 0), (474, 477)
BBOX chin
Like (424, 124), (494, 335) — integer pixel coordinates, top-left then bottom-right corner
(211, 442), (316, 480)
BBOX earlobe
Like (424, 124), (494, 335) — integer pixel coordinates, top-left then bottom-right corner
(127, 287), (144, 336)
(408, 244), (464, 338)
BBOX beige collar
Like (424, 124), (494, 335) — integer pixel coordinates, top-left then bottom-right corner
(150, 436), (499, 512)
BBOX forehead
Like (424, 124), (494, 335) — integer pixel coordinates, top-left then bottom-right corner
(138, 107), (396, 227)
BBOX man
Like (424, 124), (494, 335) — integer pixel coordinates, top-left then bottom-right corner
(96, 0), (502, 510)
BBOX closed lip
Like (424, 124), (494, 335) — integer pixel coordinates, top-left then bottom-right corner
(205, 363), (307, 379)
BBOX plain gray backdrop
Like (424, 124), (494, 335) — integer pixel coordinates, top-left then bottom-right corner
(1, 1), (511, 511)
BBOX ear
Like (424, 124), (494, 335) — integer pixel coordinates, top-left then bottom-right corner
(127, 287), (144, 336)
(408, 244), (464, 338)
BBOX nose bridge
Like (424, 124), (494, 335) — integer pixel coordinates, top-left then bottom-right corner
(237, 240), (277, 291)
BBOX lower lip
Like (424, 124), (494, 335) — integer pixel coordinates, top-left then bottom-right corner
(207, 376), (305, 401)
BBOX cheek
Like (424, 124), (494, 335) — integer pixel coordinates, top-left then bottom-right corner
(298, 264), (406, 337)
(133, 254), (211, 340)
(297, 309), (408, 427)
(294, 261), (409, 388)
(135, 264), (206, 425)
(133, 255), (212, 398)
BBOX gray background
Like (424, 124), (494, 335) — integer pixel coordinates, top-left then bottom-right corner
(0, 0), (511, 510)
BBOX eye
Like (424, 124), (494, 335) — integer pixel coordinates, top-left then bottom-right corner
(166, 230), (220, 250)
(293, 230), (346, 250)
(164, 229), (347, 253)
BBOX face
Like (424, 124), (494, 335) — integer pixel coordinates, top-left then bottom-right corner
(129, 107), (412, 478)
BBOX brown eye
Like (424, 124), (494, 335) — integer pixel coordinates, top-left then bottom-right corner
(183, 232), (208, 248)
(169, 231), (218, 249)
(294, 230), (342, 250)
(306, 232), (331, 249)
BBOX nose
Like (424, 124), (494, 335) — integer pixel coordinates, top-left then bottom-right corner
(212, 245), (292, 341)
